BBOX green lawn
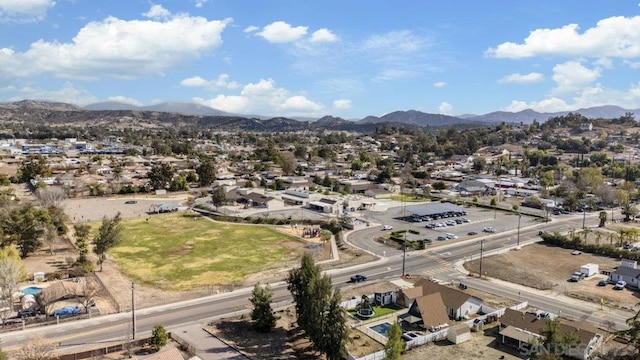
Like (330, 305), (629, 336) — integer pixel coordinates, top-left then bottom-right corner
(104, 213), (304, 290)
(348, 305), (402, 320)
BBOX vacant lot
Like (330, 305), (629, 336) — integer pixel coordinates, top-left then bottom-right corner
(402, 326), (523, 360)
(109, 213), (307, 290)
(464, 243), (640, 308)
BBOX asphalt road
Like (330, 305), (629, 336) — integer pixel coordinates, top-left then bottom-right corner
(0, 209), (628, 352)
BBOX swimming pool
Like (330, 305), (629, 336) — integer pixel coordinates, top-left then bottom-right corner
(369, 322), (392, 337)
(22, 286), (42, 295)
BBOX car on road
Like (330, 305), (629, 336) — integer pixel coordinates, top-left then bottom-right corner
(467, 231), (478, 236)
(483, 227), (496, 233)
(382, 225), (393, 230)
(125, 200), (137, 204)
(437, 235), (447, 241)
(350, 274), (367, 283)
(445, 233), (458, 239)
(615, 280), (627, 290)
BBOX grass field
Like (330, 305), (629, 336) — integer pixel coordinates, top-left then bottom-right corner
(106, 213), (305, 290)
(348, 305), (401, 320)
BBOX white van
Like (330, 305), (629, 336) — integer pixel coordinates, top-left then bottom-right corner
(445, 233), (458, 239)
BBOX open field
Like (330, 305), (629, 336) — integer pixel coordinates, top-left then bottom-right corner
(109, 213), (307, 290)
(465, 243), (640, 308)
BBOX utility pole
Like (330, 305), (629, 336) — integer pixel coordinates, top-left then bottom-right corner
(582, 208), (586, 229)
(131, 282), (136, 340)
(516, 213), (521, 247)
(479, 239), (485, 278)
(401, 231), (407, 277)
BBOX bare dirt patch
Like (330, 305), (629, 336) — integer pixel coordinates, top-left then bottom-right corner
(464, 242), (640, 308)
(402, 325), (523, 360)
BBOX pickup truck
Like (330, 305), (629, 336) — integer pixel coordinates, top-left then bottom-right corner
(570, 272), (586, 282)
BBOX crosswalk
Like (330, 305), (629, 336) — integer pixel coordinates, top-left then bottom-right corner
(421, 252), (452, 277)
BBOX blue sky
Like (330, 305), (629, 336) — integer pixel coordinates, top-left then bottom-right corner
(1, 1), (639, 119)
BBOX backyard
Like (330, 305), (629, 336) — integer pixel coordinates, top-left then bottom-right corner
(106, 213), (308, 290)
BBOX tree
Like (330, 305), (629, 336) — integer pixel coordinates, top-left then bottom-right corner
(472, 157), (487, 172)
(17, 155), (51, 183)
(535, 318), (580, 360)
(169, 174), (189, 191)
(93, 212), (123, 271)
(43, 223), (57, 255)
(196, 160), (216, 186)
(34, 188), (67, 208)
(76, 276), (103, 314)
(2, 203), (51, 258)
(249, 284), (277, 333)
(321, 289), (349, 360)
(14, 334), (59, 360)
(599, 211), (608, 227)
(287, 253), (348, 359)
(0, 249), (27, 325)
(432, 181), (446, 191)
(147, 163), (174, 190)
(287, 253), (321, 333)
(622, 202), (639, 222)
(210, 187), (227, 210)
(490, 197), (497, 206)
(73, 224), (91, 263)
(149, 324), (168, 351)
(384, 322), (404, 360)
(278, 151), (297, 176)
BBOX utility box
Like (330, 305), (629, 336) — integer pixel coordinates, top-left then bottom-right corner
(580, 263), (599, 277)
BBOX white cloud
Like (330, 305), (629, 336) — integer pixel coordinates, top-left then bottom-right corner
(278, 95), (323, 112)
(360, 30), (431, 81)
(105, 96), (143, 106)
(433, 81), (447, 88)
(505, 82), (640, 112)
(498, 72), (544, 84)
(194, 78), (325, 116)
(244, 25), (259, 33)
(439, 102), (453, 115)
(551, 61), (600, 94)
(310, 28), (338, 43)
(195, 0), (208, 8)
(180, 74), (240, 90)
(486, 15), (640, 59)
(256, 21), (307, 43)
(0, 0), (55, 22)
(625, 60), (640, 69)
(0, 15), (232, 80)
(8, 82), (97, 105)
(142, 5), (171, 20)
(333, 99), (352, 110)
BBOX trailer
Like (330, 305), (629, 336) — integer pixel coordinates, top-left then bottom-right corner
(580, 263), (599, 277)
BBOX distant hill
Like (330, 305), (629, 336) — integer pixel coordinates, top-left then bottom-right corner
(84, 101), (233, 116)
(467, 105), (640, 124)
(358, 110), (477, 127)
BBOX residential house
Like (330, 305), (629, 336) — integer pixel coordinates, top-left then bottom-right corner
(399, 292), (449, 332)
(364, 187), (392, 199)
(398, 279), (483, 322)
(499, 308), (603, 360)
(611, 259), (640, 288)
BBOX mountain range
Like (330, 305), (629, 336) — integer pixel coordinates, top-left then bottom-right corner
(81, 101), (639, 126)
(0, 100), (638, 132)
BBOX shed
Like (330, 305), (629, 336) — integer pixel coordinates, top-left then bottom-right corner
(447, 323), (471, 344)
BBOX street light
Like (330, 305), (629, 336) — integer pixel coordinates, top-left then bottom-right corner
(131, 282), (136, 340)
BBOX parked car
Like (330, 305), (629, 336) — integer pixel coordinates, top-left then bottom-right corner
(483, 227), (496, 233)
(597, 278), (609, 286)
(350, 274), (367, 283)
(382, 225), (393, 230)
(615, 280), (627, 290)
(18, 308), (38, 318)
(53, 306), (80, 317)
(570, 272), (586, 282)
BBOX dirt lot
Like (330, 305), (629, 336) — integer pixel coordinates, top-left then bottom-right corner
(465, 242), (640, 309)
(402, 325), (523, 360)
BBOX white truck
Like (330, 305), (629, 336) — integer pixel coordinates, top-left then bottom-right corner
(580, 263), (599, 277)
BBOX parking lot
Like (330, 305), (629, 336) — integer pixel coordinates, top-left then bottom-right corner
(348, 202), (540, 256)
